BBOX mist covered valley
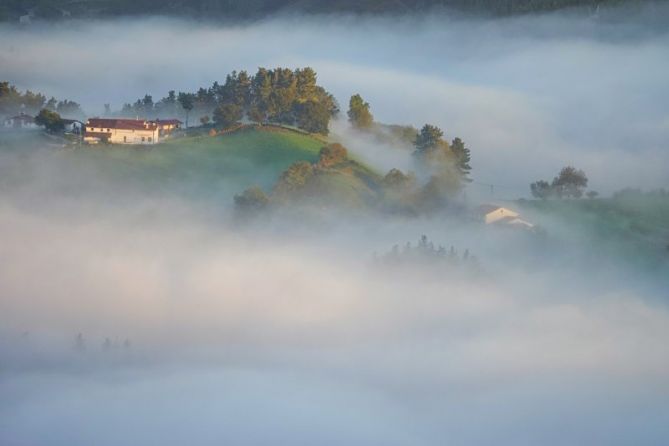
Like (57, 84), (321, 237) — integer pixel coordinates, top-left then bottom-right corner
(1, 5), (669, 446)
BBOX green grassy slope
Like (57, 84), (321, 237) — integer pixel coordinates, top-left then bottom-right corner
(519, 197), (669, 270)
(300, 161), (382, 209)
(0, 127), (387, 209)
(87, 127), (323, 194)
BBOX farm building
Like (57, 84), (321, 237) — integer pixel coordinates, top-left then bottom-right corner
(84, 118), (160, 145)
(3, 113), (39, 130)
(477, 204), (535, 229)
(152, 119), (182, 136)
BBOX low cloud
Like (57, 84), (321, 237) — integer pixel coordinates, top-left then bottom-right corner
(1, 8), (669, 445)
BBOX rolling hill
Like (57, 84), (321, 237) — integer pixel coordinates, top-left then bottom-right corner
(78, 126), (327, 199)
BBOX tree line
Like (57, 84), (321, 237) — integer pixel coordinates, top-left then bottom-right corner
(0, 81), (84, 119)
(530, 166), (593, 199)
(121, 67), (339, 134)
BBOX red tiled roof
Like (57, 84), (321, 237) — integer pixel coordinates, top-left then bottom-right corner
(86, 118), (157, 131)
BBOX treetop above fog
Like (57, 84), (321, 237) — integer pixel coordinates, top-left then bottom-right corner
(122, 67), (338, 135)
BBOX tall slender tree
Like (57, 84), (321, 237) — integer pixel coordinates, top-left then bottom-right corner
(451, 137), (472, 182)
(177, 92), (195, 128)
(347, 94), (374, 129)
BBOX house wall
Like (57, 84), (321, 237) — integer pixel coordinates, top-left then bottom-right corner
(85, 126), (159, 145)
(485, 207), (520, 224)
(108, 128), (159, 145)
(4, 119), (38, 129)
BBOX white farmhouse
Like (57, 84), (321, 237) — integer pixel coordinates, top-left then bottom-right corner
(84, 118), (160, 145)
(477, 204), (535, 229)
(3, 113), (39, 130)
(478, 205), (519, 224)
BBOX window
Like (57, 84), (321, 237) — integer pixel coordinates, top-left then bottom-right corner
(148, 137), (152, 142)
(107, 128), (111, 132)
(141, 137), (145, 142)
(123, 136), (127, 143)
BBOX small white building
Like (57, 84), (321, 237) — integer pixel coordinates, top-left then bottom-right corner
(478, 205), (520, 224)
(62, 119), (84, 134)
(477, 204), (535, 230)
(3, 113), (39, 130)
(84, 118), (160, 145)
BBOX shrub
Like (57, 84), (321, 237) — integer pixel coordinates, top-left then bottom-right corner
(318, 143), (348, 168)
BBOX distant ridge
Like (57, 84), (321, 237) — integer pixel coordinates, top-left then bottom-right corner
(0, 0), (655, 22)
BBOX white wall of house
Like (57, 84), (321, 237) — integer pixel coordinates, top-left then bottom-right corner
(484, 207), (520, 224)
(3, 118), (38, 130)
(85, 126), (159, 145)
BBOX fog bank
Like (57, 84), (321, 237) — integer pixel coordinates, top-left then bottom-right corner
(2, 8), (669, 446)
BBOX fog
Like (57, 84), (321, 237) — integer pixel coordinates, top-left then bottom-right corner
(2, 6), (669, 446)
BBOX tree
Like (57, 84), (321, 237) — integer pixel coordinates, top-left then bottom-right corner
(234, 70), (252, 108)
(269, 68), (298, 122)
(318, 143), (348, 168)
(273, 161), (314, 196)
(552, 166), (588, 198)
(34, 108), (64, 133)
(530, 166), (589, 199)
(200, 115), (211, 126)
(382, 168), (415, 189)
(586, 190), (599, 199)
(234, 186), (270, 211)
(46, 97), (58, 110)
(213, 103), (242, 128)
(347, 94), (373, 129)
(177, 92), (195, 127)
(451, 137), (472, 182)
(294, 99), (331, 134)
(249, 68), (273, 124)
(530, 180), (552, 199)
(141, 94), (154, 115)
(55, 99), (83, 119)
(295, 67), (317, 102)
(414, 124), (444, 154)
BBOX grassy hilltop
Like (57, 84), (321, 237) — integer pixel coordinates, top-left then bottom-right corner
(76, 126), (327, 198)
(519, 195), (669, 271)
(0, 126), (380, 207)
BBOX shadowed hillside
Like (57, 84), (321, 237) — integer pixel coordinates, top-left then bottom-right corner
(0, 0), (652, 22)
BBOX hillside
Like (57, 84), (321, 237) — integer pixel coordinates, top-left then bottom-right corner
(518, 195), (669, 270)
(0, 126), (326, 203)
(0, 0), (652, 22)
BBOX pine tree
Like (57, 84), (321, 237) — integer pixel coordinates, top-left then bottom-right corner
(451, 137), (472, 182)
